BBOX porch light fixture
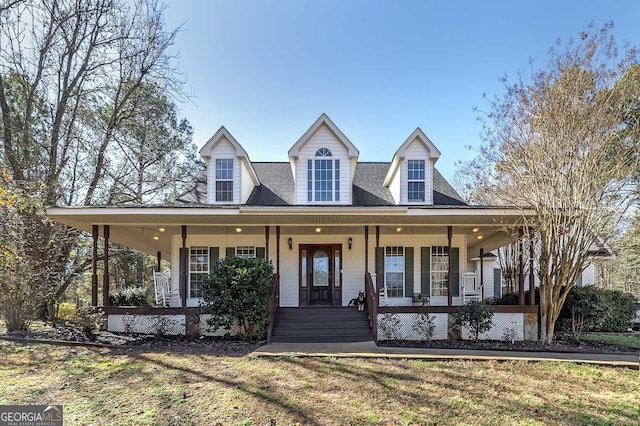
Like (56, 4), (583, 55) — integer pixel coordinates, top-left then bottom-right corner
(315, 227), (321, 233)
(235, 227), (242, 233)
(288, 237), (293, 250)
(477, 235), (484, 240)
(472, 227), (479, 233)
(348, 237), (353, 250)
(395, 227), (403, 233)
(153, 235), (160, 241)
(158, 227), (165, 233)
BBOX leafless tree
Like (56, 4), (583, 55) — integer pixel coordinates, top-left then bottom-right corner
(0, 0), (194, 325)
(461, 23), (640, 344)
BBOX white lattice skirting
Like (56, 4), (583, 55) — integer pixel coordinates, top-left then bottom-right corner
(107, 314), (186, 335)
(377, 312), (528, 341)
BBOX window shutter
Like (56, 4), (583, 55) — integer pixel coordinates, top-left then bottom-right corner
(494, 268), (502, 298)
(256, 247), (266, 259)
(375, 247), (385, 290)
(577, 272), (583, 287)
(451, 247), (460, 297)
(209, 247), (219, 273)
(405, 247), (414, 297)
(421, 247), (431, 295)
(225, 247), (235, 258)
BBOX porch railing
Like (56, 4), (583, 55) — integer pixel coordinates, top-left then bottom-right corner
(266, 273), (280, 342)
(364, 272), (377, 340)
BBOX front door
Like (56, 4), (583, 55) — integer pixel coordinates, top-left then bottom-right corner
(299, 244), (342, 306)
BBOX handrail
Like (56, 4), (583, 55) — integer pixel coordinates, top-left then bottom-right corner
(365, 272), (377, 340)
(266, 273), (280, 342)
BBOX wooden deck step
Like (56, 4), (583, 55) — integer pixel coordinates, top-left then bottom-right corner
(270, 307), (374, 343)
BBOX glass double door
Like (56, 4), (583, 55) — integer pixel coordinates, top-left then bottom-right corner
(299, 244), (342, 306)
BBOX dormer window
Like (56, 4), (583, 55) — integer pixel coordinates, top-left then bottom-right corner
(215, 159), (234, 202)
(307, 148), (340, 202)
(407, 159), (425, 202)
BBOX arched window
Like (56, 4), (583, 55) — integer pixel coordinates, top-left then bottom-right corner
(307, 147), (340, 202)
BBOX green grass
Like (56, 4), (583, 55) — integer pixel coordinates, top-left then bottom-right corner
(1, 341), (639, 425)
(580, 332), (640, 349)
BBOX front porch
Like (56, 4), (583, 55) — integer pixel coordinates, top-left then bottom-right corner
(47, 207), (539, 341)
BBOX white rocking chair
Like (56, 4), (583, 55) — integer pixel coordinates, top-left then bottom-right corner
(153, 272), (181, 307)
(378, 285), (389, 307)
(462, 272), (482, 303)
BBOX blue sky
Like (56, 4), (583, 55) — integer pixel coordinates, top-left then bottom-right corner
(164, 1), (640, 182)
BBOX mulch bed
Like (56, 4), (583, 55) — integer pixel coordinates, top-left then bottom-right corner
(2, 324), (638, 355)
(1, 324), (262, 356)
(378, 333), (640, 354)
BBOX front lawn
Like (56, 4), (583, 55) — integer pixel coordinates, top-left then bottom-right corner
(580, 332), (640, 349)
(1, 341), (639, 425)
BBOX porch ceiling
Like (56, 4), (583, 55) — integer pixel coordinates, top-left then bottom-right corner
(46, 206), (533, 261)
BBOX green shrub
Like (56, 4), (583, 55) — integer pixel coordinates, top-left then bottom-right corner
(200, 257), (274, 340)
(561, 285), (605, 337)
(454, 300), (494, 341)
(71, 307), (104, 334)
(558, 286), (636, 335)
(488, 288), (539, 305)
(598, 289), (635, 332)
(109, 287), (150, 307)
(57, 302), (76, 321)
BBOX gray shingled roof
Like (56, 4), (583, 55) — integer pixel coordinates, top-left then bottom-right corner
(175, 162), (466, 206)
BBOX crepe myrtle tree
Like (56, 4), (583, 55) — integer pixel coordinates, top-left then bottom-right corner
(459, 22), (640, 344)
(200, 257), (275, 340)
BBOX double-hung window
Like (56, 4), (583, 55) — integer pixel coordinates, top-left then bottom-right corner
(189, 246), (208, 298)
(307, 148), (340, 202)
(215, 159), (233, 202)
(236, 246), (256, 258)
(431, 246), (449, 296)
(407, 159), (425, 202)
(385, 246), (404, 298)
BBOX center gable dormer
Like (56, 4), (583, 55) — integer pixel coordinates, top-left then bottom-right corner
(199, 126), (259, 205)
(288, 114), (359, 205)
(383, 128), (441, 205)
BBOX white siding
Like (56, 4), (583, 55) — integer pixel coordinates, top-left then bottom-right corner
(581, 263), (598, 286)
(206, 137), (240, 204)
(171, 230), (469, 308)
(171, 233), (272, 307)
(278, 231), (362, 307)
(294, 124), (352, 205)
(376, 233), (467, 306)
(474, 258), (501, 300)
(389, 168), (400, 205)
(240, 160), (256, 203)
(400, 138), (434, 205)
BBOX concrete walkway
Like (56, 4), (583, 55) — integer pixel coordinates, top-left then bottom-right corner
(252, 341), (640, 369)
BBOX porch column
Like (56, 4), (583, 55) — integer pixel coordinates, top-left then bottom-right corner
(447, 226), (452, 307)
(275, 226), (280, 275)
(479, 248), (484, 300)
(91, 225), (98, 306)
(364, 226), (369, 273)
(518, 230), (525, 305)
(529, 234), (535, 305)
(375, 226), (380, 289)
(102, 225), (110, 306)
(157, 251), (162, 272)
(265, 226), (270, 262)
(180, 226), (187, 307)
